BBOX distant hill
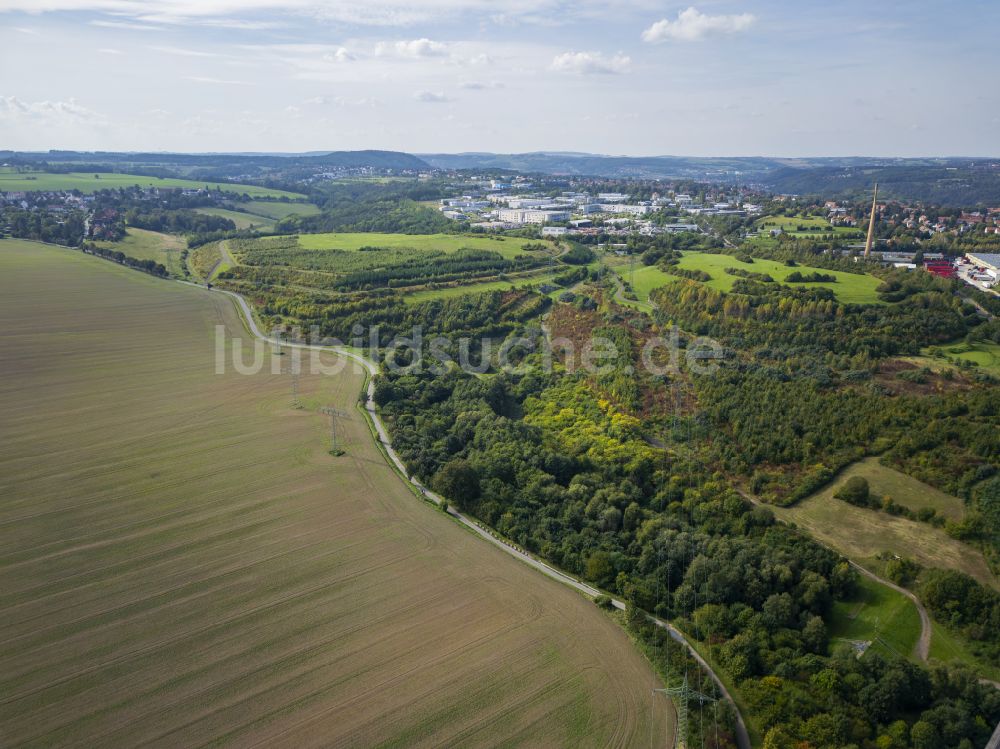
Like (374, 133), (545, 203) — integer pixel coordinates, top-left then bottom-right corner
(0, 149), (430, 172)
(418, 151), (788, 180)
(765, 163), (1000, 206)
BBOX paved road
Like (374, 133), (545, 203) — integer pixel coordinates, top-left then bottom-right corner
(194, 280), (752, 749)
(986, 720), (1000, 749)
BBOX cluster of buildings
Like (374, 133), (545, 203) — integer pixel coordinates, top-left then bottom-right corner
(825, 200), (1000, 236)
(439, 188), (758, 235)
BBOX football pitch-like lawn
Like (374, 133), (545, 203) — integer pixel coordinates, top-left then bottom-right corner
(0, 168), (303, 198)
(0, 239), (666, 748)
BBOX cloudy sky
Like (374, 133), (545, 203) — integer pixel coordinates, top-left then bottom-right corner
(1, 0), (997, 156)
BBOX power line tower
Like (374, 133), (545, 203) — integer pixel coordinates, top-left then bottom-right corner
(654, 674), (717, 749)
(319, 406), (348, 455)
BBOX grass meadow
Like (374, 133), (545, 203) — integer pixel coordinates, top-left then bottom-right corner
(95, 227), (187, 277)
(0, 168), (303, 198)
(239, 200), (321, 220)
(194, 207), (276, 232)
(296, 232), (557, 258)
(772, 466), (995, 589)
(0, 239), (666, 748)
(611, 251), (883, 306)
(828, 575), (922, 661)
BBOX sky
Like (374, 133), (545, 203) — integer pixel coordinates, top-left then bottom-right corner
(1, 0), (998, 157)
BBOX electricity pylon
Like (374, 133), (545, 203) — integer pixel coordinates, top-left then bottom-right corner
(319, 406), (348, 454)
(654, 674), (717, 749)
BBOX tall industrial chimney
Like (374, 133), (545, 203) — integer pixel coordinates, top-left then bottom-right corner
(864, 183), (879, 258)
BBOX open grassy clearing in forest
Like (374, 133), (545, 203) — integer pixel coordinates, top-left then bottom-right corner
(296, 231), (557, 258)
(609, 252), (882, 306)
(771, 467), (996, 589)
(237, 200), (322, 220)
(401, 270), (563, 303)
(919, 340), (1000, 376)
(0, 168), (303, 198)
(94, 227), (187, 277)
(828, 575), (922, 661)
(0, 239), (666, 748)
(757, 214), (862, 238)
(194, 207), (276, 231)
(675, 252), (884, 304)
(830, 456), (967, 521)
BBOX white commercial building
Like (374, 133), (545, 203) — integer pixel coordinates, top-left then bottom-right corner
(600, 204), (651, 216)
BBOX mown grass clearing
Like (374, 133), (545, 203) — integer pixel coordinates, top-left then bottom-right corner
(194, 207), (275, 231)
(929, 620), (1000, 682)
(94, 227), (187, 277)
(238, 200), (321, 220)
(0, 168), (303, 198)
(828, 456), (967, 521)
(610, 253), (882, 306)
(402, 270), (563, 303)
(757, 214), (862, 238)
(675, 251), (883, 305)
(771, 472), (996, 589)
(828, 574), (922, 661)
(296, 232), (557, 258)
(922, 340), (1000, 376)
(0, 239), (666, 748)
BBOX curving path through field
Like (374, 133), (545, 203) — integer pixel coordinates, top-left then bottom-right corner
(737, 488), (932, 663)
(191, 280), (751, 749)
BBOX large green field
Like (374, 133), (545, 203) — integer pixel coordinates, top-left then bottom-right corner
(828, 575), (922, 661)
(239, 200), (321, 220)
(675, 252), (883, 304)
(95, 227), (187, 277)
(194, 207), (275, 231)
(0, 168), (303, 198)
(757, 214), (863, 239)
(613, 252), (883, 306)
(0, 239), (666, 747)
(296, 231), (557, 258)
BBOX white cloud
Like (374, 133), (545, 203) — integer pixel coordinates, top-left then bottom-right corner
(14, 26), (39, 34)
(641, 7), (755, 43)
(550, 51), (631, 75)
(184, 75), (252, 85)
(414, 90), (451, 103)
(461, 80), (504, 90)
(0, 95), (106, 124)
(152, 45), (222, 57)
(322, 46), (355, 62)
(88, 19), (161, 30)
(376, 38), (447, 58)
(98, 47), (123, 54)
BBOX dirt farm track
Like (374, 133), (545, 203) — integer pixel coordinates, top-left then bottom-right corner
(0, 239), (667, 748)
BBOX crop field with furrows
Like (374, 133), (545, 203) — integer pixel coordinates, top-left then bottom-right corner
(94, 227), (187, 277)
(0, 239), (667, 748)
(0, 168), (303, 199)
